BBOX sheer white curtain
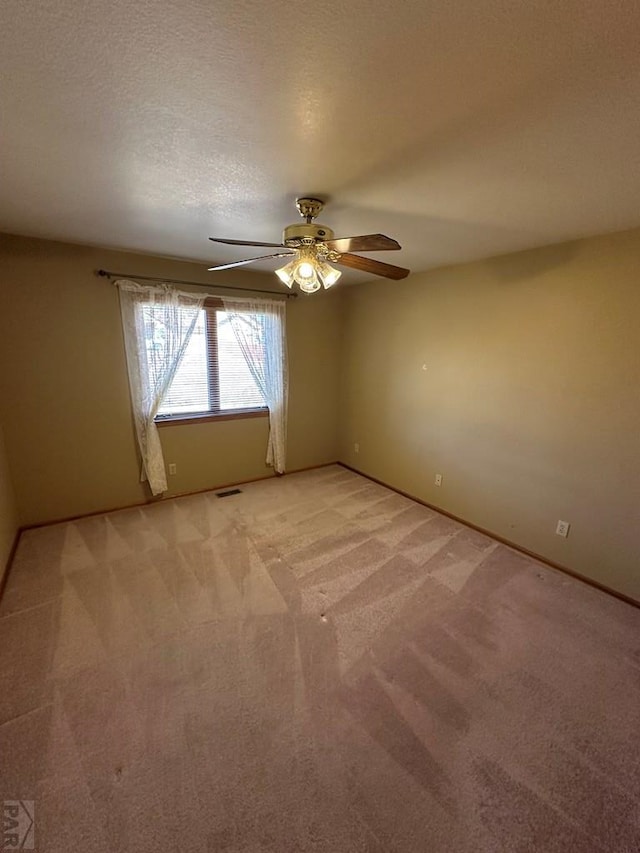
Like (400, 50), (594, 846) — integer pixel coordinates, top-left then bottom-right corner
(222, 296), (288, 473)
(117, 279), (205, 495)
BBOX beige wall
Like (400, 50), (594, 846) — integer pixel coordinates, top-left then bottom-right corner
(0, 423), (18, 575)
(0, 234), (342, 525)
(340, 227), (640, 601)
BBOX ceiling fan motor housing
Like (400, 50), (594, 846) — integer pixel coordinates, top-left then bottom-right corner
(282, 222), (335, 246)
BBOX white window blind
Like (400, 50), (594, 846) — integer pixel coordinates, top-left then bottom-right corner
(216, 310), (266, 410)
(141, 303), (266, 418)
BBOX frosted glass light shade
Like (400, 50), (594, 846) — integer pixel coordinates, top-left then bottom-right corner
(296, 261), (315, 281)
(298, 274), (321, 293)
(317, 262), (342, 288)
(275, 260), (296, 288)
(293, 260), (317, 286)
(292, 255), (319, 292)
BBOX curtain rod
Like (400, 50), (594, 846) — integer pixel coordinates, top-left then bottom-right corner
(95, 269), (297, 299)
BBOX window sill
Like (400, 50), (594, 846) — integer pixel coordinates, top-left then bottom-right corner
(155, 408), (268, 427)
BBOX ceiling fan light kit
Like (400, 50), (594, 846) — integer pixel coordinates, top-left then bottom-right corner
(275, 244), (342, 293)
(208, 197), (410, 293)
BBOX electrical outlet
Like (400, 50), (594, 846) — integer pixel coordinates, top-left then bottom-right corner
(555, 520), (570, 538)
(169, 463), (177, 475)
(354, 443), (359, 454)
(435, 473), (442, 487)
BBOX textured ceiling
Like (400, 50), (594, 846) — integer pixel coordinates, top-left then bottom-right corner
(1, 0), (640, 281)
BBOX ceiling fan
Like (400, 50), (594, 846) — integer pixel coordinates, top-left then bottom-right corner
(207, 197), (410, 293)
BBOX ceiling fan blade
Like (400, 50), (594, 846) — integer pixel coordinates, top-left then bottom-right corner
(323, 234), (401, 253)
(337, 253), (410, 280)
(208, 252), (294, 271)
(209, 237), (285, 249)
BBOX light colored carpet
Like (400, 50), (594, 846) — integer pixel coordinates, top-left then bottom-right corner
(0, 465), (639, 852)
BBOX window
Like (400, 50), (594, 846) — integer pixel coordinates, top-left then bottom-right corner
(141, 298), (267, 422)
(118, 278), (288, 493)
